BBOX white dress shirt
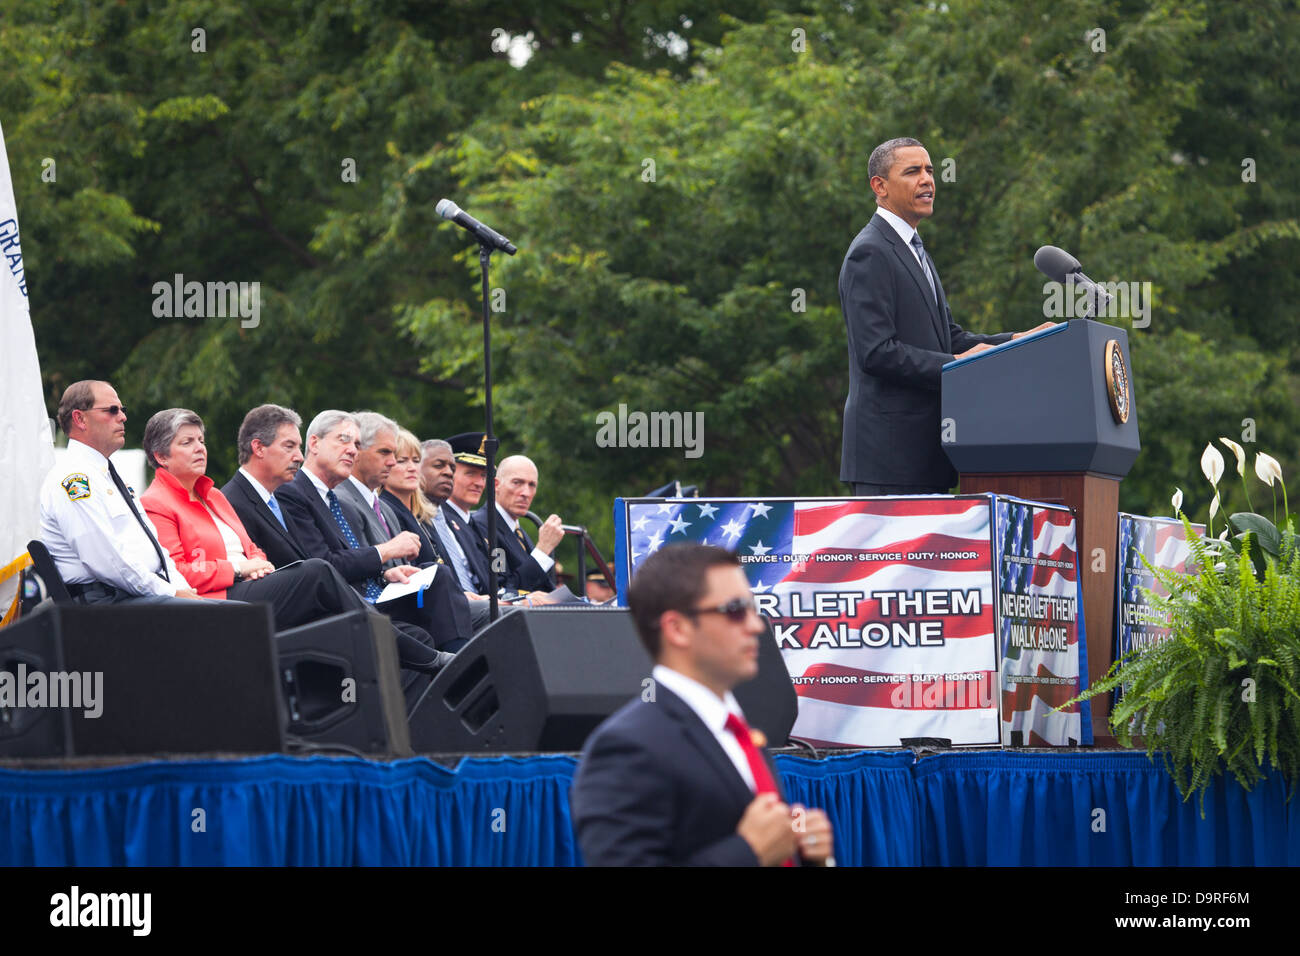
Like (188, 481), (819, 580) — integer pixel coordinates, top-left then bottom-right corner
(875, 204), (926, 268)
(38, 439), (185, 596)
(652, 664), (756, 791)
(237, 466), (276, 505)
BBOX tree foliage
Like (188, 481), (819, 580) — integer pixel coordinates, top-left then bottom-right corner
(6, 0), (1299, 552)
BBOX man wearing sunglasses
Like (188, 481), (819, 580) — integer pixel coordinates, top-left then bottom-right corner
(571, 543), (834, 866)
(39, 380), (202, 604)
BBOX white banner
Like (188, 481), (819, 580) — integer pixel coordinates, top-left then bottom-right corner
(0, 119), (55, 625)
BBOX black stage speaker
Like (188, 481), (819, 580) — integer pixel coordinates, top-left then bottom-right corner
(275, 609), (411, 757)
(0, 602), (284, 757)
(408, 606), (796, 753)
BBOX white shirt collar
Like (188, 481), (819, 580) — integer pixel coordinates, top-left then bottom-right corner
(67, 438), (110, 471)
(302, 464), (332, 502)
(495, 502), (519, 532)
(348, 474), (377, 506)
(875, 204), (919, 247)
(238, 467), (275, 504)
(445, 500), (471, 523)
(652, 664), (744, 735)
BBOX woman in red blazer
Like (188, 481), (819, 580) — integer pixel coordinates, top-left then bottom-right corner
(140, 410), (272, 598)
(140, 408), (368, 628)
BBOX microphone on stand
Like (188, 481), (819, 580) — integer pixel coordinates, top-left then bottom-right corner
(436, 198), (518, 255)
(1033, 245), (1111, 317)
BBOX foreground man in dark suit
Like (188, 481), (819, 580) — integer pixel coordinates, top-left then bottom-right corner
(571, 544), (834, 866)
(838, 136), (1051, 495)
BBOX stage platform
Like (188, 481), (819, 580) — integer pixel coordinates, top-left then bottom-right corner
(2, 747), (1295, 866)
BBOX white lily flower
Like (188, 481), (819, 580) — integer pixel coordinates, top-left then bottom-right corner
(1201, 443), (1225, 486)
(1255, 452), (1284, 487)
(1219, 437), (1246, 476)
(1171, 487), (1183, 513)
(1209, 489), (1220, 520)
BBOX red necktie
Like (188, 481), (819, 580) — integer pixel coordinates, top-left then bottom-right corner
(725, 712), (793, 866)
(724, 712), (778, 794)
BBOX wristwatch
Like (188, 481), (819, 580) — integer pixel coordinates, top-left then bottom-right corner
(232, 565), (244, 582)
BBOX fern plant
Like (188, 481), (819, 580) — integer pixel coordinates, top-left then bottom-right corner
(1067, 442), (1300, 810)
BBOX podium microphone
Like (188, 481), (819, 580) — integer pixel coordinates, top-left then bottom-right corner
(1033, 244), (1112, 314)
(436, 199), (518, 255)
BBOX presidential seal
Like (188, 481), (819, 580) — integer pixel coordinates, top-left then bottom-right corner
(1104, 339), (1131, 424)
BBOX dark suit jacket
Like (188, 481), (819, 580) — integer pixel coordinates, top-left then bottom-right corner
(838, 211), (1012, 486)
(378, 489), (446, 569)
(442, 503), (491, 593)
(221, 470), (308, 569)
(334, 479), (408, 574)
(570, 684), (785, 866)
(470, 506), (554, 592)
(274, 469), (383, 586)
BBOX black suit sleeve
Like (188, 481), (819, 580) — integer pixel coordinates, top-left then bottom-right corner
(571, 729), (759, 867)
(841, 241), (955, 390)
(949, 302), (1014, 354)
(276, 483), (382, 583)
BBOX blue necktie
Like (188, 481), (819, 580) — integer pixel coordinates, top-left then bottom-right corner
(266, 494), (288, 531)
(328, 490), (382, 602)
(910, 233), (938, 304)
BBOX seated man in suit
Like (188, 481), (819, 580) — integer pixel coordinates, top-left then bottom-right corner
(38, 380), (201, 605)
(335, 411), (475, 644)
(140, 406), (369, 630)
(470, 454), (564, 594)
(221, 403), (310, 569)
(274, 409), (469, 655)
(439, 433), (494, 591)
(571, 544), (834, 866)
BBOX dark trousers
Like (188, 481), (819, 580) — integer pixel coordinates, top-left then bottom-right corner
(852, 482), (950, 496)
(380, 570), (472, 652)
(226, 558), (365, 629)
(225, 560), (451, 687)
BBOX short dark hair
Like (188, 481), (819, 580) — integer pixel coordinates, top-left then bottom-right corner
(627, 544), (741, 658)
(868, 137), (925, 183)
(237, 404), (302, 464)
(56, 380), (104, 435)
(142, 408), (204, 469)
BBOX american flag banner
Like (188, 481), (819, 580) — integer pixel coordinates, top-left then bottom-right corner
(614, 495), (1007, 747)
(1113, 514), (1202, 706)
(994, 498), (1083, 747)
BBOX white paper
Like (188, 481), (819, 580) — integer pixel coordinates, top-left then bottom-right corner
(375, 564), (438, 604)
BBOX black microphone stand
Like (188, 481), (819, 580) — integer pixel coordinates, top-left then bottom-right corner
(478, 242), (502, 622)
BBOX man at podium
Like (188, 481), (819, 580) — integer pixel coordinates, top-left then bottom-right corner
(838, 137), (1052, 495)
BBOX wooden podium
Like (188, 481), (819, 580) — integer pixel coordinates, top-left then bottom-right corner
(941, 320), (1139, 743)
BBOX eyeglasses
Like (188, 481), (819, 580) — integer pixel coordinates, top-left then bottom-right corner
(683, 596), (758, 623)
(88, 405), (126, 417)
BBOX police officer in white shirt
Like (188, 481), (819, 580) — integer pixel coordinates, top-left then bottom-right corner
(39, 380), (202, 605)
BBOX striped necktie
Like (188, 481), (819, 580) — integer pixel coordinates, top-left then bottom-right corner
(910, 233), (938, 304)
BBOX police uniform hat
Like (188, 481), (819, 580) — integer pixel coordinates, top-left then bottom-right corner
(446, 432), (488, 468)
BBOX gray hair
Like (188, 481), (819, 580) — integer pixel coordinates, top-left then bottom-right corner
(868, 137), (925, 183)
(421, 439), (451, 458)
(236, 404), (301, 464)
(305, 409), (358, 442)
(142, 408), (204, 469)
(350, 410), (399, 450)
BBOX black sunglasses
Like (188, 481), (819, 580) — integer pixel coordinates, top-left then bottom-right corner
(683, 596), (758, 623)
(87, 404), (126, 417)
